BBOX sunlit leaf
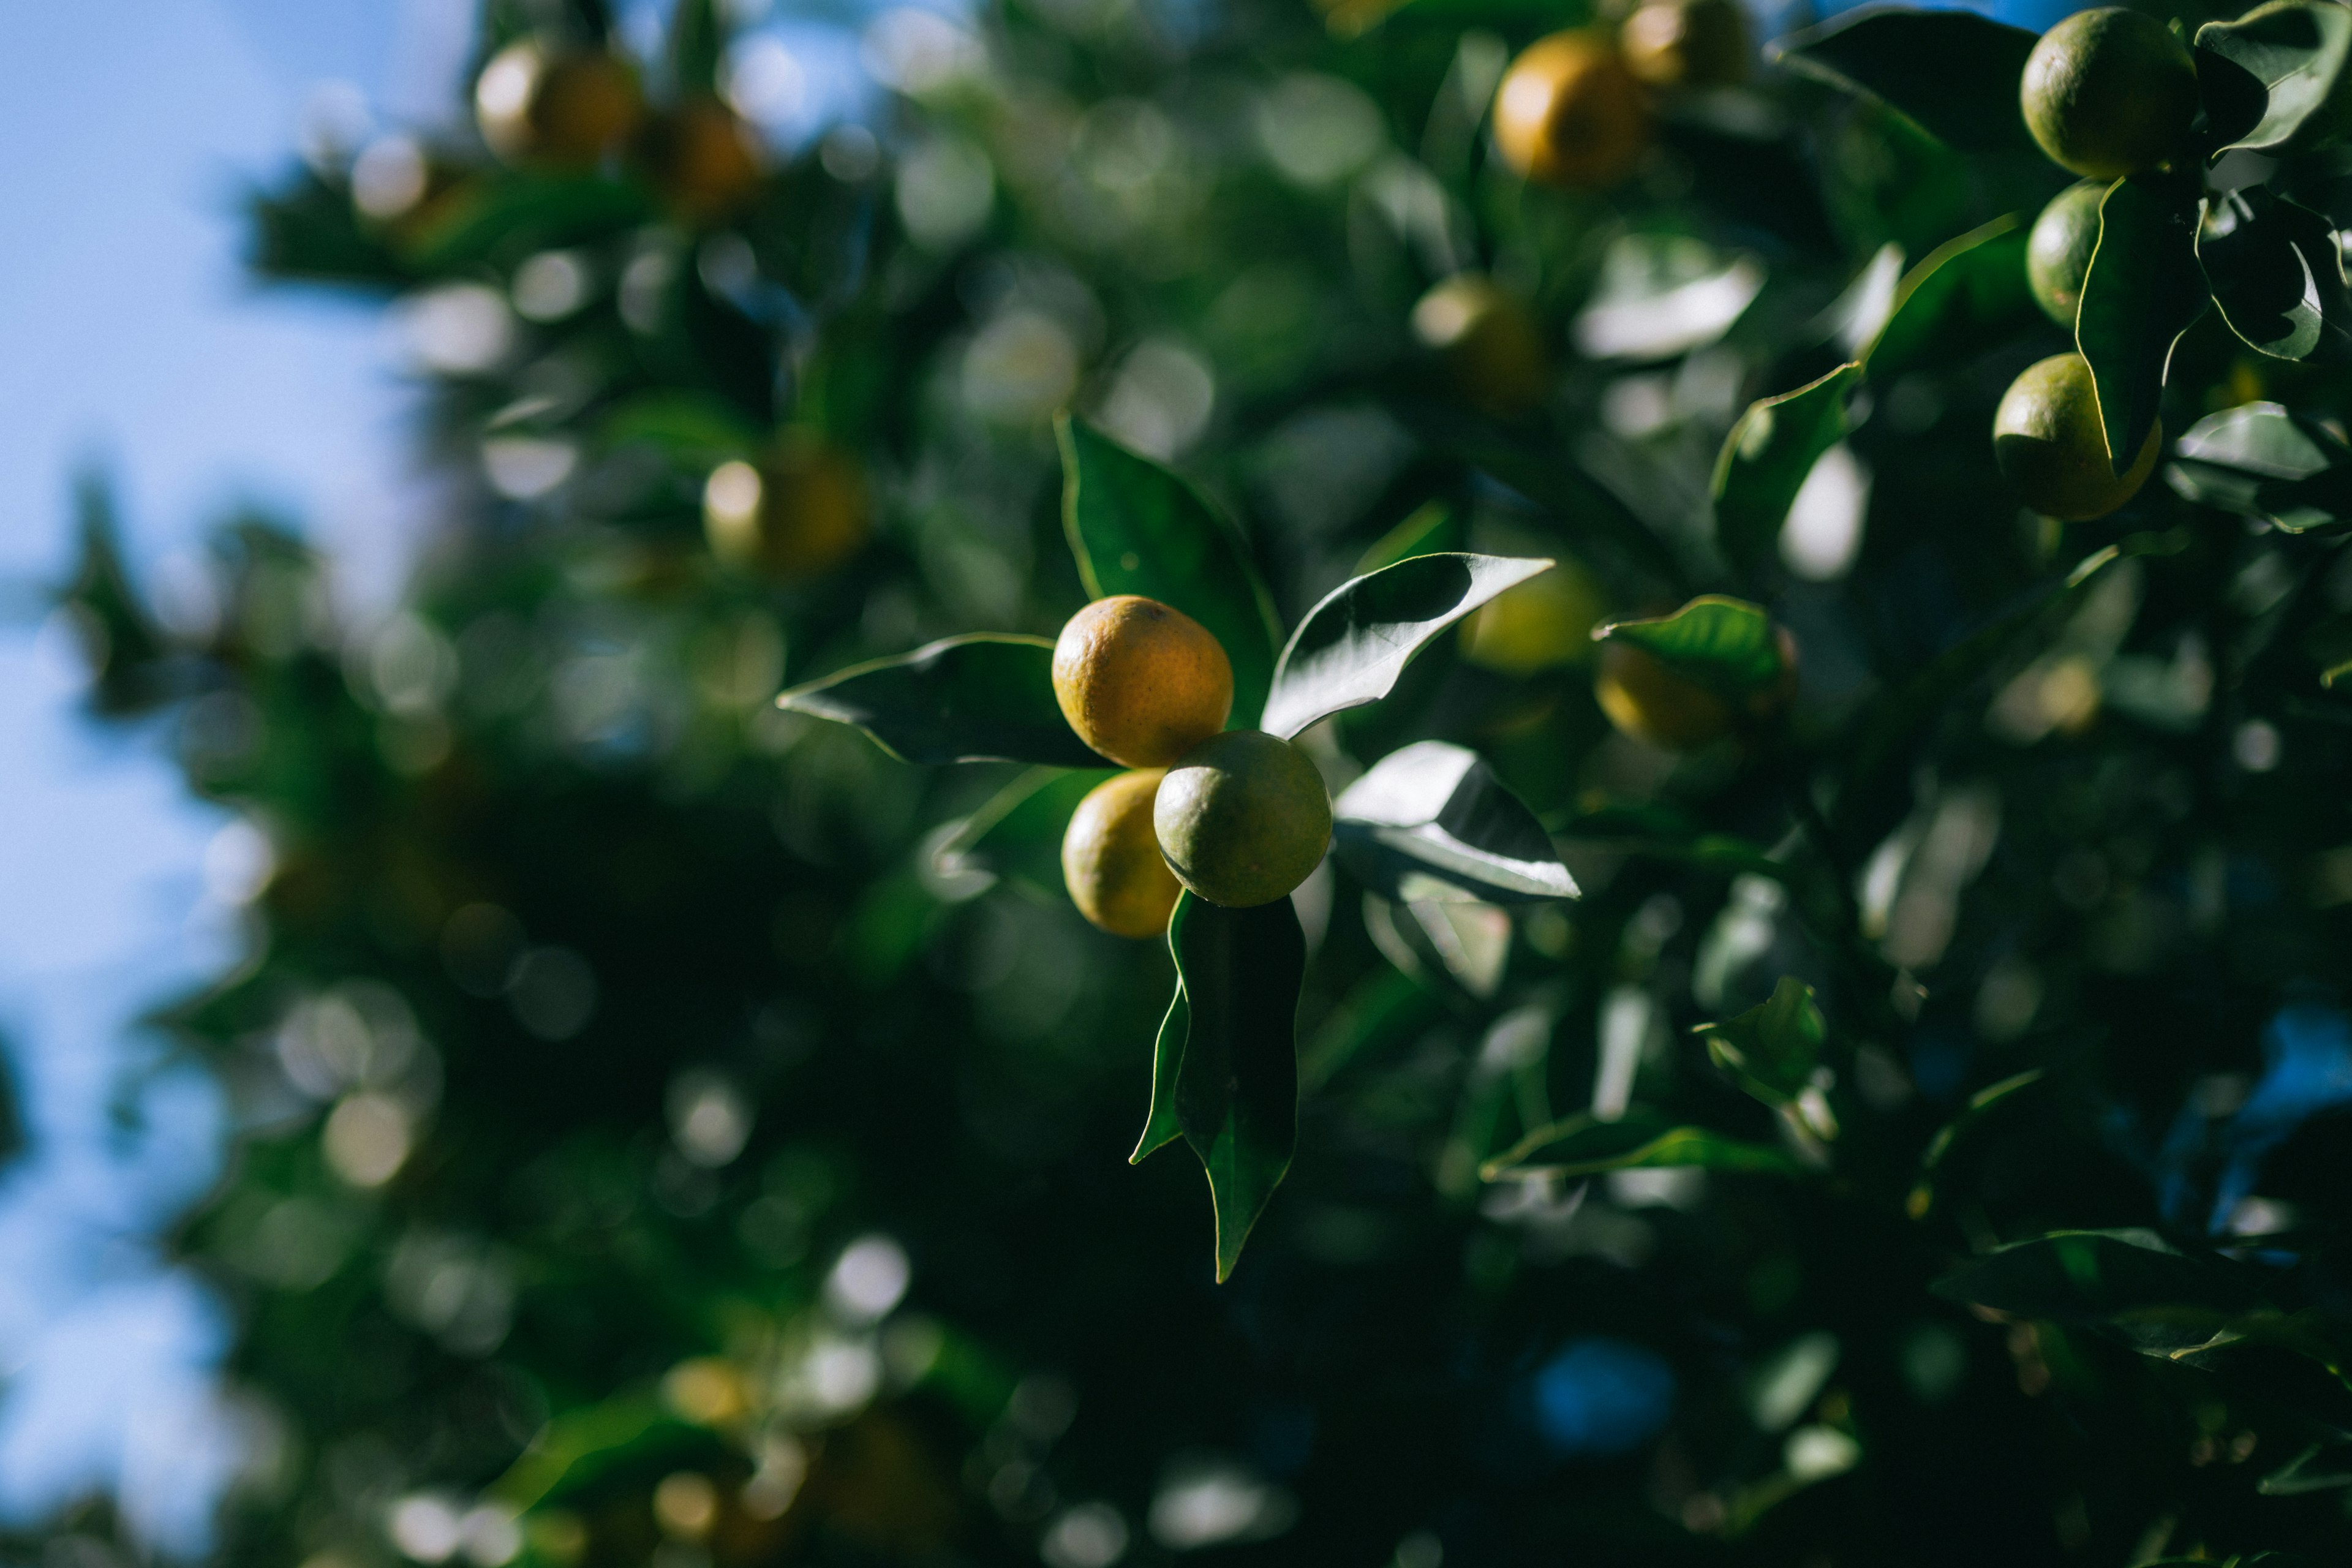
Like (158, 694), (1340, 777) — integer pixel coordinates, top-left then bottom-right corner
(1931, 1229), (2272, 1345)
(775, 635), (1104, 766)
(1133, 978), (1190, 1163)
(1593, 595), (1785, 697)
(1770, 8), (2041, 153)
(2195, 0), (2352, 157)
(1711, 363), (1861, 573)
(1166, 892), (1306, 1281)
(1866, 214), (2034, 379)
(2076, 176), (2207, 473)
(1482, 1109), (1804, 1182)
(1262, 553), (1553, 738)
(1332, 741), (1574, 903)
(2166, 401), (2352, 532)
(1058, 415), (1283, 727)
(1695, 976), (1825, 1105)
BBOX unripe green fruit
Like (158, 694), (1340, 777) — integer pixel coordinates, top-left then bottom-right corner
(1992, 352), (2160, 521)
(2027, 180), (2107, 330)
(1153, 731), (1332, 908)
(2019, 8), (2197, 178)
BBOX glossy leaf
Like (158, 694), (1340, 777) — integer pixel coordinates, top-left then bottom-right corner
(1058, 415), (1283, 727)
(1133, 979), (1190, 1163)
(2077, 176), (2208, 473)
(1333, 741), (1574, 904)
(1711, 363), (1861, 573)
(932, 766), (1117, 889)
(2198, 187), (2351, 361)
(1695, 976), (1825, 1104)
(2195, 0), (2352, 157)
(775, 635), (1104, 767)
(1866, 214), (2034, 379)
(1263, 553), (1553, 738)
(1932, 1229), (2272, 1346)
(1165, 892), (1307, 1281)
(1770, 9), (2041, 153)
(1593, 595), (1784, 698)
(2166, 401), (2352, 531)
(1481, 1109), (1804, 1182)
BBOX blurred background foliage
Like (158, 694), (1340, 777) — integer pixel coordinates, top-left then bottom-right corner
(28, 0), (2352, 1562)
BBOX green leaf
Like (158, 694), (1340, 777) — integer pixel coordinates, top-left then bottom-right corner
(597, 390), (765, 464)
(1768, 9), (2042, 154)
(1909, 1068), (2046, 1216)
(2195, 0), (2352, 157)
(1865, 214), (2035, 380)
(775, 635), (1104, 767)
(2198, 187), (2352, 361)
(1332, 741), (1574, 903)
(1262, 552), (1553, 738)
(1695, 977), (1826, 1106)
(1057, 415), (1283, 728)
(1164, 892), (1307, 1281)
(1133, 978), (1190, 1163)
(1593, 595), (1785, 699)
(404, 174), (655, 273)
(2166, 401), (2352, 532)
(2076, 176), (2208, 473)
(2261, 1441), (2352, 1495)
(1481, 1109), (1804, 1182)
(1931, 1229), (2272, 1348)
(1711, 363), (1861, 573)
(931, 766), (1117, 889)
(666, 0), (725, 94)
(2304, 612), (2352, 687)
(489, 1398), (716, 1510)
(1354, 499), (1465, 576)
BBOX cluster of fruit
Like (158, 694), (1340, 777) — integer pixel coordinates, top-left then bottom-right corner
(1052, 597), (1331, 937)
(1488, 0), (1749, 191)
(1998, 7), (2199, 521)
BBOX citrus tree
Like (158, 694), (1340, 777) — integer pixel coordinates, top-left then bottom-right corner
(43, 0), (2352, 1563)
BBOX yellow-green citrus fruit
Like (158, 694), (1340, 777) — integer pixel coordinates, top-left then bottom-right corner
(1992, 352), (2160, 520)
(1594, 625), (1796, 750)
(475, 39), (643, 170)
(639, 97), (766, 222)
(1493, 30), (1651, 190)
(1154, 731), (1332, 908)
(1621, 0), (1749, 89)
(1061, 770), (1184, 938)
(703, 439), (869, 578)
(1411, 275), (1552, 416)
(2026, 179), (2108, 330)
(1051, 597), (1234, 769)
(1460, 561), (1605, 674)
(2019, 8), (2198, 178)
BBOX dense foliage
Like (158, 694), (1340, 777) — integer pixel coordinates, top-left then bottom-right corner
(40, 0), (2352, 1562)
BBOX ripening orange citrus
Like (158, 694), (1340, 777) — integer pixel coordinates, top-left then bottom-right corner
(475, 39), (643, 170)
(1062, 770), (1185, 938)
(1493, 30), (1650, 190)
(703, 437), (869, 578)
(1051, 597), (1234, 768)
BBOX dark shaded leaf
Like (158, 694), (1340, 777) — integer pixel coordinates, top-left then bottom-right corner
(1711, 363), (1861, 573)
(2166, 400), (2352, 532)
(1909, 1068), (2046, 1216)
(1262, 553), (1553, 737)
(1332, 741), (1576, 903)
(2262, 1441), (2352, 1494)
(775, 635), (1104, 767)
(667, 0), (725, 94)
(2195, 0), (2352, 157)
(2076, 176), (2208, 473)
(1769, 8), (2041, 154)
(1133, 979), (1190, 1163)
(1866, 214), (2034, 379)
(932, 766), (1117, 889)
(1058, 415), (1283, 727)
(1696, 976), (1825, 1105)
(1593, 595), (1785, 697)
(491, 1398), (718, 1510)
(1166, 892), (1306, 1281)
(1355, 498), (1465, 575)
(2305, 612), (2352, 686)
(2198, 187), (2352, 361)
(1932, 1229), (2272, 1349)
(1482, 1109), (1804, 1182)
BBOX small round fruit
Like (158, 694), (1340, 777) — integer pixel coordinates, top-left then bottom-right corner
(1992, 352), (2160, 521)
(703, 439), (869, 578)
(1461, 561), (1605, 674)
(2026, 179), (2107, 330)
(475, 39), (642, 170)
(1411, 275), (1552, 415)
(2019, 7), (2198, 179)
(640, 97), (765, 222)
(1062, 770), (1184, 938)
(1493, 30), (1650, 190)
(1594, 641), (1730, 749)
(1154, 731), (1332, 908)
(1052, 597), (1234, 769)
(1621, 0), (1749, 89)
